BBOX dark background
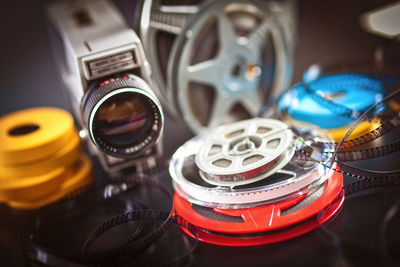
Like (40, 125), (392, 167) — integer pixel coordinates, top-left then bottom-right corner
(1, 0), (400, 266)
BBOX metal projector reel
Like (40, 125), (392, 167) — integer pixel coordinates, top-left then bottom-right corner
(140, 0), (204, 117)
(196, 118), (294, 186)
(168, 0), (294, 133)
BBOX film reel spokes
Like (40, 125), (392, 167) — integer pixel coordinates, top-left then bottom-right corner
(141, 0), (296, 137)
(168, 0), (293, 133)
(170, 118), (344, 246)
(196, 119), (294, 186)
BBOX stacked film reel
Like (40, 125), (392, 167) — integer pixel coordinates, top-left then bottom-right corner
(0, 107), (93, 209)
(268, 63), (400, 173)
(170, 118), (344, 246)
(141, 0), (295, 133)
(272, 60), (400, 143)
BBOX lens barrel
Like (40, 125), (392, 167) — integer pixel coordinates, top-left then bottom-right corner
(81, 74), (163, 158)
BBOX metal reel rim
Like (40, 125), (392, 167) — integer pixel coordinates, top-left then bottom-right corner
(167, 0), (292, 133)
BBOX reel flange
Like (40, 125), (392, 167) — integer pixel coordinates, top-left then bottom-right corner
(196, 118), (294, 186)
(169, 118), (335, 208)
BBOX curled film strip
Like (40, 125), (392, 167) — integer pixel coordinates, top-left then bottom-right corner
(277, 72), (388, 139)
(263, 65), (400, 163)
(22, 173), (197, 266)
(317, 177), (400, 266)
(312, 86), (400, 265)
(311, 87), (400, 179)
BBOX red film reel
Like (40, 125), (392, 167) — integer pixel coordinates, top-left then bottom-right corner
(174, 171), (344, 246)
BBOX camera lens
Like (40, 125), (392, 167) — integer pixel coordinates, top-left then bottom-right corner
(82, 75), (163, 158)
(94, 92), (154, 146)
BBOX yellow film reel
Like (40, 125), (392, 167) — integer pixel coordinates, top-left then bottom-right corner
(0, 166), (67, 203)
(328, 120), (381, 143)
(0, 107), (93, 209)
(5, 155), (93, 210)
(0, 132), (81, 177)
(0, 107), (75, 165)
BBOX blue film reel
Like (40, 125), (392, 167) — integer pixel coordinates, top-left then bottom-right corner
(279, 73), (386, 129)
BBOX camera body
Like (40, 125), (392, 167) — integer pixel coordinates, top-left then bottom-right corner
(47, 0), (164, 173)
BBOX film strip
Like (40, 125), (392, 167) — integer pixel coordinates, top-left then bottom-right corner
(169, 81), (400, 247)
(277, 73), (387, 132)
(22, 88), (399, 261)
(22, 173), (197, 266)
(264, 63), (400, 163)
(317, 176), (400, 266)
(17, 95), (400, 265)
(278, 87), (400, 260)
(267, 55), (400, 143)
(314, 88), (400, 178)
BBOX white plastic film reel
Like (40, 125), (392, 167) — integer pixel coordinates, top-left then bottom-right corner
(196, 118), (293, 186)
(169, 118), (332, 208)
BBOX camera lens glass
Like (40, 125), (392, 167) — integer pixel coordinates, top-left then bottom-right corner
(87, 88), (162, 158)
(83, 75), (163, 159)
(93, 92), (152, 148)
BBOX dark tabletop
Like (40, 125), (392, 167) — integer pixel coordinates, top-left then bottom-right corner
(1, 0), (400, 266)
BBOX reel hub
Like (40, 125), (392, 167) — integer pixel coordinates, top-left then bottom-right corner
(195, 118), (293, 186)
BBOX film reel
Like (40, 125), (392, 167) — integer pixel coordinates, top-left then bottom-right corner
(269, 54), (400, 147)
(4, 155), (93, 210)
(0, 107), (93, 209)
(140, 0), (203, 117)
(174, 171), (343, 246)
(195, 119), (294, 186)
(0, 166), (67, 205)
(277, 73), (386, 140)
(170, 85), (400, 246)
(168, 0), (294, 133)
(0, 132), (81, 177)
(169, 117), (345, 246)
(0, 107), (75, 165)
(169, 118), (335, 208)
(280, 85), (400, 183)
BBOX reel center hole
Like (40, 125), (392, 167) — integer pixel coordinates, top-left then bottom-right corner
(8, 124), (40, 136)
(230, 56), (247, 78)
(231, 63), (242, 77)
(237, 141), (252, 152)
(229, 136), (261, 155)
